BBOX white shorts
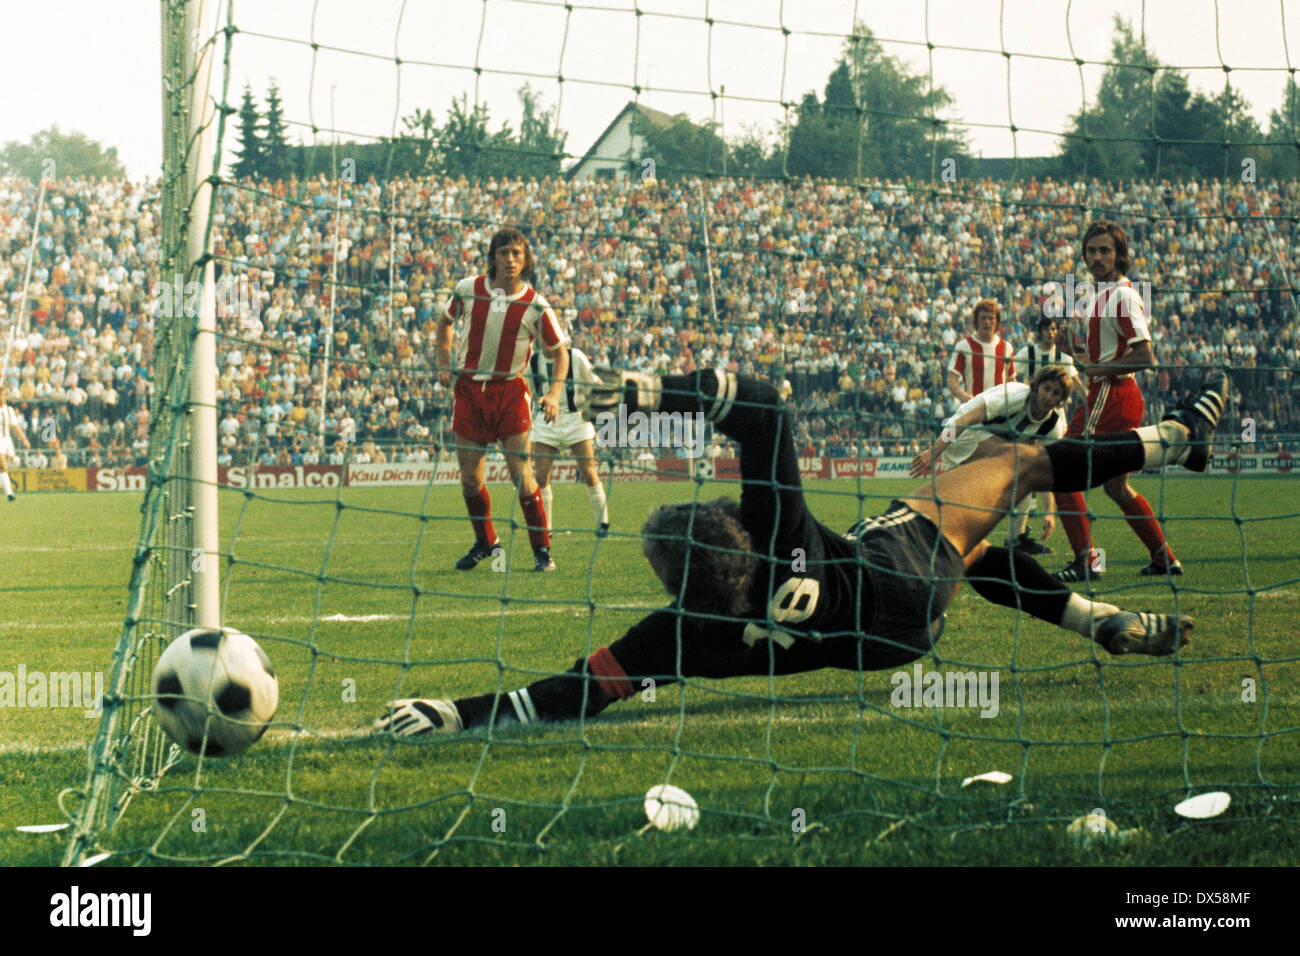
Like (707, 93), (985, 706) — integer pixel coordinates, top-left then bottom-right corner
(531, 411), (595, 451)
(0, 437), (14, 458)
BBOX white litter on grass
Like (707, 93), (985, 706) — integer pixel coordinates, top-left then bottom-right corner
(1174, 791), (1231, 819)
(961, 771), (1013, 788)
(15, 823), (69, 833)
(644, 784), (700, 832)
(1068, 813), (1119, 843)
(79, 852), (113, 867)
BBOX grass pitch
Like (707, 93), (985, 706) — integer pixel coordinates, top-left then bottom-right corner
(2, 474), (1298, 866)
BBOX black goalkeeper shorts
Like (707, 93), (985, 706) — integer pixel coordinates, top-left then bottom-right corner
(852, 499), (964, 668)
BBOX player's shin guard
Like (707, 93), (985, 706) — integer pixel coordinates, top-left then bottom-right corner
(1005, 496), (1032, 546)
(1131, 422), (1198, 470)
(965, 546), (1074, 625)
(464, 487), (497, 546)
(1119, 493), (1174, 561)
(520, 487), (550, 550)
(1055, 494), (1095, 561)
(453, 648), (633, 729)
(587, 482), (608, 527)
(540, 483), (554, 533)
(660, 369), (771, 436)
(1044, 436), (1145, 492)
(968, 546), (1122, 636)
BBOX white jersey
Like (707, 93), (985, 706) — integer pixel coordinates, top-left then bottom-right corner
(530, 346), (598, 448)
(0, 404), (21, 457)
(530, 346), (598, 417)
(941, 382), (1067, 470)
(1014, 343), (1075, 381)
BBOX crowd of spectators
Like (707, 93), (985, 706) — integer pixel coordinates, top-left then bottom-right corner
(0, 170), (1296, 469)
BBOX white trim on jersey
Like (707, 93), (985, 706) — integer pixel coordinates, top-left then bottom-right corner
(941, 382), (1067, 469)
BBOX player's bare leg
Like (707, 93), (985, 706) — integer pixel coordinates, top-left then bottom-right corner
(0, 452), (12, 501)
(501, 431), (554, 571)
(569, 437), (609, 536)
(454, 441), (501, 570)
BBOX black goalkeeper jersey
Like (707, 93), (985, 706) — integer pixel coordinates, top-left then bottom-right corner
(602, 375), (887, 682)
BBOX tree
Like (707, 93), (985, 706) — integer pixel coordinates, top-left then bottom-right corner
(0, 126), (125, 181)
(632, 111), (727, 181)
(437, 95), (509, 179)
(726, 122), (780, 179)
(232, 85), (265, 180)
(400, 107), (440, 175)
(512, 84), (567, 179)
(1060, 18), (1264, 180)
(1265, 76), (1300, 179)
(399, 86), (569, 181)
(262, 81), (291, 181)
(785, 29), (966, 181)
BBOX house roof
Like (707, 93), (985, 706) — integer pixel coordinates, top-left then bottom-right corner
(565, 102), (686, 179)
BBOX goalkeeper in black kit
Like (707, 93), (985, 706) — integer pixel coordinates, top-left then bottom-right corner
(375, 367), (1227, 737)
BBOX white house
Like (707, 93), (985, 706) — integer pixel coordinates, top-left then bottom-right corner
(566, 102), (683, 182)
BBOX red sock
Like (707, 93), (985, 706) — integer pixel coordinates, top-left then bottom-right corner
(1120, 493), (1176, 564)
(464, 487), (497, 546)
(588, 646), (636, 701)
(1054, 491), (1096, 564)
(520, 488), (550, 551)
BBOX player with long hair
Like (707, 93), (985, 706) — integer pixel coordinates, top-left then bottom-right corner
(436, 227), (569, 572)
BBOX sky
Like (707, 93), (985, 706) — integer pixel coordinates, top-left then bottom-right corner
(2, 0), (1297, 181)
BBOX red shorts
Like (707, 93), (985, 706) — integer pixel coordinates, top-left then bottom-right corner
(452, 375), (533, 445)
(1066, 376), (1144, 438)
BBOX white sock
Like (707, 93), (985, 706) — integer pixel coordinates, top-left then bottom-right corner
(1006, 497), (1032, 546)
(540, 484), (553, 533)
(588, 482), (608, 526)
(1135, 422), (1191, 469)
(0, 472), (11, 496)
(1059, 592), (1121, 638)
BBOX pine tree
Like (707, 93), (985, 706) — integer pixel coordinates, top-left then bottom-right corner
(785, 29), (964, 181)
(263, 81), (290, 181)
(232, 85), (265, 180)
(1265, 77), (1300, 179)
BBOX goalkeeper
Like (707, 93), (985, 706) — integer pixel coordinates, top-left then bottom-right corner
(376, 367), (1226, 736)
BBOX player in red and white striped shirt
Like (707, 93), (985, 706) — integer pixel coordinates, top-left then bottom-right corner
(436, 227), (570, 572)
(947, 299), (1016, 404)
(1052, 220), (1180, 582)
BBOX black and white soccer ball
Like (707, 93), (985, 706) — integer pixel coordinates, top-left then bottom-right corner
(150, 626), (279, 757)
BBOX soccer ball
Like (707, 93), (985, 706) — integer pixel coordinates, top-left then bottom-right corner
(150, 626), (279, 757)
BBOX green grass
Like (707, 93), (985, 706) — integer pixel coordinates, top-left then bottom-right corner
(2, 475), (1298, 866)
